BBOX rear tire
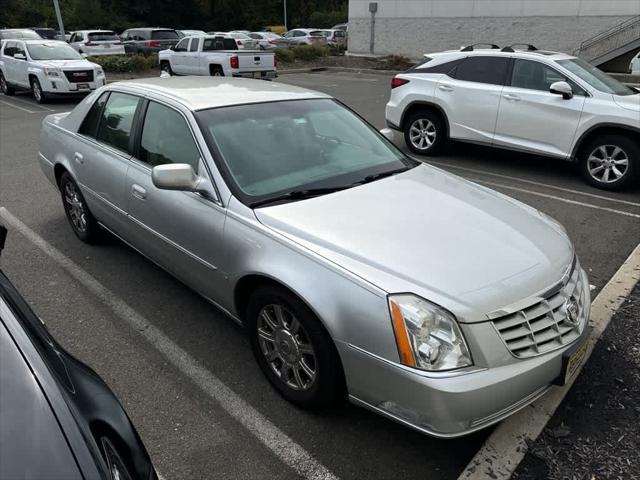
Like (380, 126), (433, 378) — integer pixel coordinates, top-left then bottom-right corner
(210, 65), (224, 77)
(30, 77), (47, 104)
(403, 110), (447, 156)
(0, 71), (15, 95)
(578, 134), (638, 191)
(59, 172), (100, 243)
(247, 285), (344, 408)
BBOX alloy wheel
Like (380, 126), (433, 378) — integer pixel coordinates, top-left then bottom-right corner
(0, 75), (6, 94)
(64, 181), (87, 233)
(32, 81), (42, 102)
(257, 304), (317, 391)
(587, 145), (629, 184)
(409, 118), (436, 151)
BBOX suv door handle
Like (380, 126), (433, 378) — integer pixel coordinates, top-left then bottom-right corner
(74, 152), (84, 164)
(132, 184), (147, 200)
(438, 84), (454, 92)
(503, 94), (521, 101)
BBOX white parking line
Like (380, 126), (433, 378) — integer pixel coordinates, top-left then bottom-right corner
(428, 161), (640, 208)
(0, 99), (40, 114)
(0, 94), (55, 112)
(468, 178), (640, 219)
(458, 242), (640, 480)
(0, 207), (338, 480)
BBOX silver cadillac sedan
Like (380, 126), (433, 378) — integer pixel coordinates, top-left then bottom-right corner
(39, 76), (590, 437)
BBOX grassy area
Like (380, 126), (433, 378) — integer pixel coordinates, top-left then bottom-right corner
(88, 54), (159, 73)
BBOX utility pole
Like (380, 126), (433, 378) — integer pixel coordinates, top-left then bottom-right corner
(284, 0), (288, 30)
(52, 0), (65, 38)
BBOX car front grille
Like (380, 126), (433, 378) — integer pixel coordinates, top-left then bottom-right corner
(492, 259), (588, 359)
(63, 70), (94, 83)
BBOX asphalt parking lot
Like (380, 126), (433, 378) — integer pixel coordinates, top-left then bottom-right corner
(0, 71), (639, 479)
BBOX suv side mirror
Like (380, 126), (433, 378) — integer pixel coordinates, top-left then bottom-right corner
(14, 53), (26, 60)
(550, 81), (573, 100)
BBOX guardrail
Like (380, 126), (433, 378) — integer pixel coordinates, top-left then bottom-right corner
(574, 15), (640, 62)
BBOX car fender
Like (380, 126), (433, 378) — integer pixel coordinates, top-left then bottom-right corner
(222, 198), (400, 364)
(571, 121), (640, 159)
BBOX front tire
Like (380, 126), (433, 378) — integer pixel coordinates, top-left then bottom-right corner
(0, 71), (15, 95)
(30, 77), (47, 104)
(59, 172), (100, 243)
(403, 110), (447, 156)
(579, 134), (638, 190)
(247, 285), (344, 408)
(160, 61), (173, 75)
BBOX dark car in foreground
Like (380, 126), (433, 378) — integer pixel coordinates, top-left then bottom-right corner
(0, 224), (156, 480)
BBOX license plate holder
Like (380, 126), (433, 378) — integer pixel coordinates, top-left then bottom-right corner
(77, 83), (90, 91)
(555, 338), (589, 386)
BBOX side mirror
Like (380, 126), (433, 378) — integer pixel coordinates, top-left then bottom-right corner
(81, 52), (88, 58)
(550, 81), (573, 100)
(152, 163), (199, 191)
(14, 53), (26, 60)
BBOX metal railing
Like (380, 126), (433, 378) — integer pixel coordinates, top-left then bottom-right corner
(574, 15), (640, 61)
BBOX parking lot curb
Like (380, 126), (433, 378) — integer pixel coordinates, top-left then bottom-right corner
(278, 66), (401, 76)
(458, 243), (640, 480)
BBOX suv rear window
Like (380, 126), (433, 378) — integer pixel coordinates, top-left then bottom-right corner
(454, 56), (509, 85)
(88, 32), (119, 41)
(151, 30), (179, 40)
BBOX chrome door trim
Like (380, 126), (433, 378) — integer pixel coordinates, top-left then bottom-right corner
(79, 183), (128, 217)
(126, 215), (218, 271)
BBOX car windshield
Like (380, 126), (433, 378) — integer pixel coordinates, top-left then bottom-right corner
(151, 30), (179, 40)
(27, 42), (82, 60)
(88, 31), (119, 41)
(197, 99), (415, 205)
(557, 58), (635, 96)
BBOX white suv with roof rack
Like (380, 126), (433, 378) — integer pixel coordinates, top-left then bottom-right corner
(385, 44), (640, 190)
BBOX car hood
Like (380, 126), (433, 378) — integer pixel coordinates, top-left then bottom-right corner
(254, 165), (574, 321)
(613, 93), (640, 112)
(38, 59), (96, 69)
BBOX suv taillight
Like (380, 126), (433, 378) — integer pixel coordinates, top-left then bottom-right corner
(145, 40), (161, 47)
(230, 56), (239, 69)
(391, 77), (410, 89)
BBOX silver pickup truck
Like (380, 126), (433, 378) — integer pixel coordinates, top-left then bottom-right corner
(159, 35), (276, 78)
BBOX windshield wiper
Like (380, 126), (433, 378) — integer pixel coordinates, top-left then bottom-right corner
(250, 186), (351, 208)
(357, 166), (412, 185)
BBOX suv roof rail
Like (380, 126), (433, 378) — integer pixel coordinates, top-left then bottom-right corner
(461, 43), (500, 52)
(501, 44), (538, 52)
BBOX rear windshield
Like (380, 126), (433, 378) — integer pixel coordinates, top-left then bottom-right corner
(88, 32), (119, 41)
(151, 30), (179, 40)
(203, 37), (237, 50)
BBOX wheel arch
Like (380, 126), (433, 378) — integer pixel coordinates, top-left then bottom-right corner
(209, 64), (223, 76)
(54, 163), (70, 189)
(571, 123), (640, 161)
(400, 101), (450, 139)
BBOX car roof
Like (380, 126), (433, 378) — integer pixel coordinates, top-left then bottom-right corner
(75, 29), (116, 33)
(116, 76), (331, 111)
(426, 49), (576, 62)
(19, 39), (69, 45)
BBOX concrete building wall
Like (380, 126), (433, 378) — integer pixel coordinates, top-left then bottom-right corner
(348, 0), (640, 59)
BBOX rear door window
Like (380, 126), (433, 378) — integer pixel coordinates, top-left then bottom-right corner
(95, 92), (141, 153)
(79, 92), (109, 137)
(454, 56), (510, 85)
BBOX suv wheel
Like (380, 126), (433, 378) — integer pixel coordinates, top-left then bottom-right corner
(579, 135), (638, 190)
(404, 111), (446, 156)
(30, 77), (47, 104)
(0, 71), (15, 95)
(247, 285), (344, 408)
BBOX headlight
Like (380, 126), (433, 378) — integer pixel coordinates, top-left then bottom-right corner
(44, 67), (60, 77)
(96, 67), (104, 76)
(388, 294), (472, 371)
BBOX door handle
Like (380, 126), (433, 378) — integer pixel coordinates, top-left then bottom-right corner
(503, 94), (521, 101)
(132, 184), (147, 200)
(74, 152), (84, 164)
(438, 84), (454, 92)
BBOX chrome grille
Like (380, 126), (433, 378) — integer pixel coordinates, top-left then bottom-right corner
(63, 70), (94, 83)
(492, 260), (587, 358)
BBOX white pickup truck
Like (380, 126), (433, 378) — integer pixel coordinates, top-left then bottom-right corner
(159, 35), (276, 78)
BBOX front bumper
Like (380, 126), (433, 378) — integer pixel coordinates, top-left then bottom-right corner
(41, 75), (106, 95)
(339, 271), (592, 438)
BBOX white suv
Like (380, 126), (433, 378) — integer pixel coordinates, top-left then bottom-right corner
(0, 39), (105, 103)
(385, 44), (640, 190)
